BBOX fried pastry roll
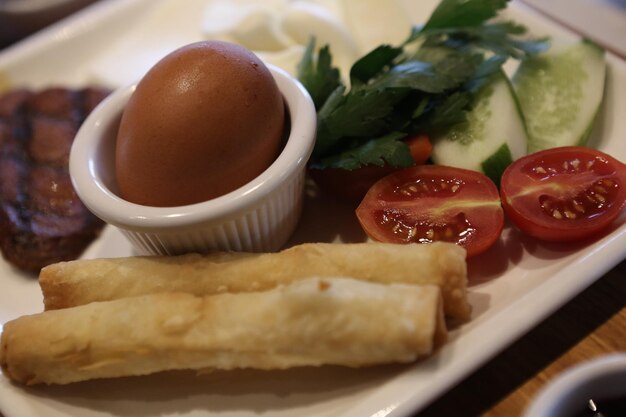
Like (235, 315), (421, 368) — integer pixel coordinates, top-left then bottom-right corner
(40, 242), (470, 319)
(1, 278), (446, 385)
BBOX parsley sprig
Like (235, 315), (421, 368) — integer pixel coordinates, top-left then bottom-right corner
(297, 0), (549, 171)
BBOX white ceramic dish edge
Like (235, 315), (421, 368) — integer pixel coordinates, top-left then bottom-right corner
(523, 353), (626, 417)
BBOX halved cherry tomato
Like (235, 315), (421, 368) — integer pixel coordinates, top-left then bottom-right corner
(500, 146), (626, 242)
(310, 135), (433, 203)
(356, 165), (504, 257)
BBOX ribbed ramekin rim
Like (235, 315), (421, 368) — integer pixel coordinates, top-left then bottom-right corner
(70, 64), (316, 231)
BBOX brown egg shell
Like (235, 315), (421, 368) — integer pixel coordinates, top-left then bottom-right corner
(115, 40), (285, 207)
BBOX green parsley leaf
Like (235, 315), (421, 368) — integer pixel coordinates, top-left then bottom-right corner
(421, 22), (550, 59)
(349, 44), (403, 86)
(413, 91), (472, 134)
(367, 51), (481, 93)
(420, 0), (508, 32)
(296, 38), (343, 109)
(312, 132), (413, 170)
(314, 87), (408, 158)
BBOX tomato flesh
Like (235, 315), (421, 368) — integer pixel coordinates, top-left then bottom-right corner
(356, 165), (504, 257)
(500, 146), (626, 242)
(309, 164), (398, 203)
(405, 134), (433, 165)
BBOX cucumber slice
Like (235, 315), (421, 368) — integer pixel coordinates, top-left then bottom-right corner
(431, 71), (528, 185)
(512, 39), (606, 153)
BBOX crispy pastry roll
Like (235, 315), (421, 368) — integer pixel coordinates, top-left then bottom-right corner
(1, 278), (447, 385)
(40, 242), (470, 319)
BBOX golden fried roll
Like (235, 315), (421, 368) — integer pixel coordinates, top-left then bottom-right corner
(40, 242), (470, 319)
(1, 278), (446, 385)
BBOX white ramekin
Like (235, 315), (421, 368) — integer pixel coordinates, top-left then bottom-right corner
(70, 64), (316, 255)
(523, 353), (626, 417)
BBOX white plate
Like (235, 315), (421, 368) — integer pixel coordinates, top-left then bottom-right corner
(1, 1), (625, 416)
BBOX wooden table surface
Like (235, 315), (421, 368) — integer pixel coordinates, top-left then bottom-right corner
(417, 258), (626, 417)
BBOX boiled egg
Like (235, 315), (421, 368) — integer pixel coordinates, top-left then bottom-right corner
(115, 40), (285, 207)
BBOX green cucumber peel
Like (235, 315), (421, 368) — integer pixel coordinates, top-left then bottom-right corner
(481, 143), (513, 187)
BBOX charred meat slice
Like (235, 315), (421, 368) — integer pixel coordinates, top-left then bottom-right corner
(0, 87), (109, 273)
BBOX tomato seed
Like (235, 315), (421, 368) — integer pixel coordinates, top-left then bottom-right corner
(573, 200), (585, 213)
(564, 210), (576, 219)
(394, 179), (462, 198)
(379, 211), (475, 244)
(539, 176), (619, 221)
